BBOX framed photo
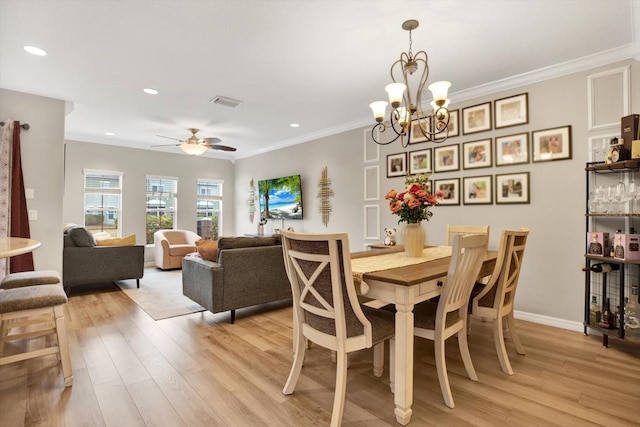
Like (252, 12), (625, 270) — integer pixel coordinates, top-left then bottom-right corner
(387, 152), (407, 177)
(495, 172), (530, 204)
(409, 119), (429, 144)
(462, 139), (492, 169)
(532, 125), (572, 162)
(434, 144), (460, 173)
(463, 175), (493, 205)
(408, 148), (432, 174)
(446, 109), (460, 138)
(462, 102), (492, 135)
(494, 93), (529, 129)
(434, 178), (460, 205)
(495, 133), (529, 166)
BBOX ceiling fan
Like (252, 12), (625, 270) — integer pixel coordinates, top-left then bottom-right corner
(153, 128), (236, 155)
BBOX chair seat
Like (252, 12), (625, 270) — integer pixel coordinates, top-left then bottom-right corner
(0, 285), (68, 313)
(1, 270), (61, 289)
(168, 244), (196, 256)
(413, 302), (460, 330)
(362, 305), (395, 344)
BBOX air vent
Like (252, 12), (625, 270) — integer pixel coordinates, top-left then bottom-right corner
(210, 96), (242, 108)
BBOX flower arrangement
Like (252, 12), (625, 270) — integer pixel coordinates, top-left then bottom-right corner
(385, 173), (442, 224)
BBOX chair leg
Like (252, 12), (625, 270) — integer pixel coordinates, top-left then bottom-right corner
(506, 313), (526, 355)
(372, 342), (384, 377)
(283, 327), (307, 395)
(389, 337), (395, 394)
(494, 315), (514, 375)
(54, 305), (73, 387)
(457, 326), (478, 382)
(434, 336), (455, 409)
(331, 350), (349, 427)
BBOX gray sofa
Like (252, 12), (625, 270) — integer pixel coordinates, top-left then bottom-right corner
(63, 226), (145, 294)
(182, 236), (291, 323)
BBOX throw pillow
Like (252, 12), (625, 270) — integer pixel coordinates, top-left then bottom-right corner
(92, 231), (112, 241)
(68, 226), (95, 247)
(195, 239), (218, 261)
(95, 234), (136, 246)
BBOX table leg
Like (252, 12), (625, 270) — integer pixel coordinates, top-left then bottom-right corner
(394, 301), (414, 425)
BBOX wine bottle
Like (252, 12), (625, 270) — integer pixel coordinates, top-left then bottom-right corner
(590, 263), (620, 273)
(599, 298), (615, 329)
(590, 295), (601, 325)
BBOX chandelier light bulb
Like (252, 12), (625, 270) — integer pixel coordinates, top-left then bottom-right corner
(385, 83), (407, 108)
(430, 99), (451, 111)
(395, 107), (409, 126)
(180, 143), (208, 155)
(369, 101), (389, 123)
(428, 81), (451, 105)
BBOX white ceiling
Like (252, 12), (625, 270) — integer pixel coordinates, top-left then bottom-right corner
(1, 0), (638, 161)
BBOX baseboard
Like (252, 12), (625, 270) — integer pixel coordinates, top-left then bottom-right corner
(514, 310), (584, 333)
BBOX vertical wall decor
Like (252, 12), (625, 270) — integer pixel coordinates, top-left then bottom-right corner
(248, 178), (256, 223)
(317, 166), (334, 227)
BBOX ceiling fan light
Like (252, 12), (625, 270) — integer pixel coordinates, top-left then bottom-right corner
(180, 143), (208, 156)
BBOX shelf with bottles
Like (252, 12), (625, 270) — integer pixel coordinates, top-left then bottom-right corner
(586, 159), (640, 173)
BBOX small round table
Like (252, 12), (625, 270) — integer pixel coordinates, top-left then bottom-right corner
(0, 237), (41, 258)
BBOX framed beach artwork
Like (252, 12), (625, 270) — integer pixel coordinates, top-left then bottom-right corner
(463, 175), (493, 205)
(434, 144), (460, 173)
(495, 133), (529, 166)
(387, 152), (407, 177)
(434, 178), (460, 206)
(495, 172), (530, 204)
(408, 148), (432, 174)
(494, 93), (529, 129)
(532, 125), (572, 162)
(462, 139), (492, 169)
(462, 102), (492, 135)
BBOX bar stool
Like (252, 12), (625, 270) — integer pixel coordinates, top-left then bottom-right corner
(0, 284), (73, 387)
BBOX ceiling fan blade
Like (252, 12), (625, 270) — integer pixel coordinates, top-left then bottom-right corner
(202, 137), (222, 144)
(156, 135), (183, 142)
(151, 143), (180, 148)
(204, 144), (236, 152)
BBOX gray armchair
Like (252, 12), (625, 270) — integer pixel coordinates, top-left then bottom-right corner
(63, 226), (144, 294)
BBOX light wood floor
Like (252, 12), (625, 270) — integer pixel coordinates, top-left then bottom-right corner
(1, 282), (640, 427)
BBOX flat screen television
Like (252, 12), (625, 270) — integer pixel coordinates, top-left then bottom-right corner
(258, 174), (303, 219)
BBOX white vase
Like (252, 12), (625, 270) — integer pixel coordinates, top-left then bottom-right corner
(403, 223), (425, 257)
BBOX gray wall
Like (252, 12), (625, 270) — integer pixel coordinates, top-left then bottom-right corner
(63, 140), (235, 263)
(0, 88), (65, 273)
(234, 59), (640, 329)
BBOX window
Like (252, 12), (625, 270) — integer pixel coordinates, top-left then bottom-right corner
(83, 170), (122, 237)
(197, 179), (222, 240)
(146, 176), (178, 244)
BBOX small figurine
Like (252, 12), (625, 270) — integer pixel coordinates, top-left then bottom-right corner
(384, 227), (397, 246)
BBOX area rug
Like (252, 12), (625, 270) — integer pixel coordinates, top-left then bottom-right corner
(115, 268), (205, 320)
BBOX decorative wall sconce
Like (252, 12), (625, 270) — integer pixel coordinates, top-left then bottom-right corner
(248, 178), (257, 223)
(317, 166), (334, 227)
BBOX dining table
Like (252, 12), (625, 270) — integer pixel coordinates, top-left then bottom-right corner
(351, 245), (497, 425)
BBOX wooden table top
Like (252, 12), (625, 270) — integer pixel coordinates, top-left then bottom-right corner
(0, 237), (41, 258)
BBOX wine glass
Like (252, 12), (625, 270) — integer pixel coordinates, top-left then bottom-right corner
(628, 176), (638, 213)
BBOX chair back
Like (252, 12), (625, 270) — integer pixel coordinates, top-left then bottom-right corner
(280, 231), (373, 351)
(446, 225), (490, 246)
(439, 233), (488, 317)
(473, 228), (529, 315)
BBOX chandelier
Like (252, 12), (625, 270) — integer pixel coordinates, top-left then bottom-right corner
(369, 19), (451, 147)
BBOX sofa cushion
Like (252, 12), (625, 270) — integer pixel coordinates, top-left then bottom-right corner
(169, 244), (197, 257)
(68, 227), (95, 247)
(218, 236), (278, 250)
(196, 239), (218, 261)
(95, 234), (136, 246)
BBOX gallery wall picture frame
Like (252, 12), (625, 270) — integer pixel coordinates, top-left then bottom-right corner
(434, 178), (460, 206)
(463, 175), (493, 205)
(446, 109), (460, 138)
(409, 119), (429, 144)
(494, 93), (529, 129)
(408, 148), (432, 174)
(462, 138), (492, 170)
(532, 125), (572, 163)
(495, 172), (530, 204)
(387, 152), (407, 177)
(495, 132), (529, 166)
(462, 102), (492, 135)
(433, 144), (460, 173)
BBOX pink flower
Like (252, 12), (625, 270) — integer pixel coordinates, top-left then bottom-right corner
(415, 189), (428, 198)
(407, 198), (421, 209)
(435, 190), (444, 198)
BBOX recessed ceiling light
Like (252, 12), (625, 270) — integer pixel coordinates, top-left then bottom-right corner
(290, 123), (300, 128)
(105, 132), (116, 136)
(143, 88), (158, 95)
(23, 45), (46, 56)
